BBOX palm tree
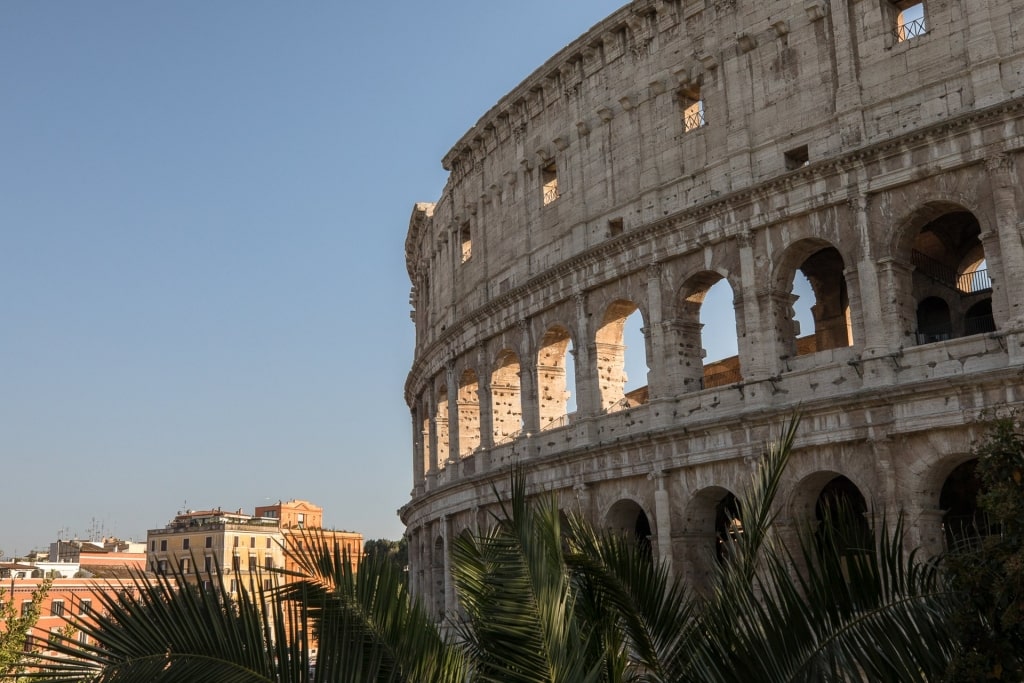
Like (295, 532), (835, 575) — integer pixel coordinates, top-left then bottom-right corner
(30, 416), (962, 682)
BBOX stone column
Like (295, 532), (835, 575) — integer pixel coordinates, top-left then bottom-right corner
(850, 196), (889, 356)
(425, 392), (439, 491)
(411, 406), (425, 496)
(441, 515), (455, 618)
(573, 481), (594, 523)
(649, 469), (674, 580)
(518, 319), (541, 436)
(571, 292), (600, 418)
(986, 155), (1024, 328)
(644, 264), (668, 399)
(737, 230), (775, 378)
(445, 362), (460, 467)
(477, 344), (495, 451)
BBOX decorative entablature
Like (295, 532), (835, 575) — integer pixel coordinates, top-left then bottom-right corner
(439, 0), (695, 176)
(405, 202), (435, 280)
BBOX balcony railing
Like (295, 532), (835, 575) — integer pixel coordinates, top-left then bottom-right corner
(895, 16), (926, 42)
(958, 269), (992, 294)
(911, 250), (991, 294)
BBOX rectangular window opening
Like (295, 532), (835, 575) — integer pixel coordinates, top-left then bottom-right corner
(51, 600), (65, 617)
(460, 223), (472, 263)
(678, 85), (705, 132)
(895, 2), (925, 42)
(785, 145), (810, 170)
(608, 218), (624, 237)
(542, 161), (559, 205)
(182, 538), (190, 550)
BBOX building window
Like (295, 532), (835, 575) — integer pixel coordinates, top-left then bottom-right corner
(78, 630), (89, 645)
(21, 601), (32, 617)
(679, 85), (706, 132)
(249, 555), (257, 572)
(296, 513), (305, 529)
(179, 558), (190, 574)
(204, 556), (212, 573)
(264, 579), (273, 590)
(233, 536), (239, 548)
(785, 145), (810, 170)
(232, 555), (241, 572)
(265, 538), (271, 549)
(160, 540), (167, 552)
(541, 161), (559, 205)
(158, 560), (168, 575)
(608, 218), (624, 237)
(182, 538), (190, 550)
(250, 536), (256, 548)
(150, 541), (155, 552)
(230, 579), (237, 593)
(205, 536), (212, 548)
(265, 556), (273, 570)
(79, 599), (92, 616)
(51, 600), (65, 617)
(459, 222), (472, 263)
(895, 1), (925, 42)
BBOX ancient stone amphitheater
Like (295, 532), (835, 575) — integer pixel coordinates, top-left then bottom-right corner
(402, 0), (1024, 616)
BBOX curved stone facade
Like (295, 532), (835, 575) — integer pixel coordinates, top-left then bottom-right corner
(402, 0), (1024, 616)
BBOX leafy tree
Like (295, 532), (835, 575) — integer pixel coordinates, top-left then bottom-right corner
(1, 577), (51, 678)
(363, 538), (408, 577)
(944, 418), (1024, 681)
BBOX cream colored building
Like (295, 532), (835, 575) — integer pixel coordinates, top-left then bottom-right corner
(402, 0), (1024, 619)
(146, 509), (285, 594)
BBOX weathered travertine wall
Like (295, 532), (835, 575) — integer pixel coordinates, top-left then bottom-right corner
(402, 0), (1024, 617)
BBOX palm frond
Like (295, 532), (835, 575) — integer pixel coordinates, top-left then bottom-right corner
(277, 529), (465, 683)
(564, 515), (698, 682)
(451, 469), (606, 683)
(30, 561), (291, 682)
(689, 414), (960, 682)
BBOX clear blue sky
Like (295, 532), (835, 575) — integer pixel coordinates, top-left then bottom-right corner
(0, 1), (637, 555)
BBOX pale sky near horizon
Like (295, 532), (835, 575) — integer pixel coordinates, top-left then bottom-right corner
(1, 1), (815, 557)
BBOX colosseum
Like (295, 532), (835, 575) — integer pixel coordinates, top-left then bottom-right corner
(401, 0), (1024, 616)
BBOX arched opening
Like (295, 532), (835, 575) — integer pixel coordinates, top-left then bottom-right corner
(457, 369), (480, 457)
(596, 300), (648, 412)
(431, 536), (445, 620)
(679, 272), (741, 390)
(916, 296), (953, 343)
(815, 476), (870, 556)
(622, 308), (649, 404)
(606, 499), (653, 556)
(940, 459), (983, 550)
(491, 350), (522, 445)
(910, 209), (992, 344)
(700, 279), (741, 388)
(420, 394), (433, 474)
(964, 299), (996, 336)
(715, 492), (742, 564)
(789, 245), (852, 356)
(434, 385), (450, 467)
(537, 326), (575, 430)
